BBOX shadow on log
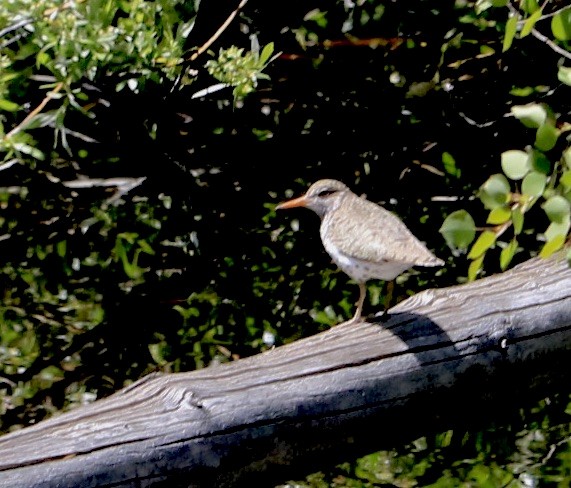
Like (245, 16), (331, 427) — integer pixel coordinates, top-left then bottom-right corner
(0, 253), (570, 487)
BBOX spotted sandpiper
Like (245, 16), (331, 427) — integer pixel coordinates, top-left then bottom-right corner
(276, 179), (444, 323)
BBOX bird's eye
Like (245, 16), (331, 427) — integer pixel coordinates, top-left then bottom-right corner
(317, 190), (337, 198)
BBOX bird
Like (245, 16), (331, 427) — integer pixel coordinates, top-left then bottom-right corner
(276, 179), (444, 323)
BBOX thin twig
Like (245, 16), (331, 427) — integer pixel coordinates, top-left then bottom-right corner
(506, 1), (571, 60)
(4, 82), (64, 140)
(43, 0), (86, 18)
(188, 0), (248, 61)
(0, 33), (26, 50)
(0, 18), (32, 38)
(519, 3), (571, 22)
(531, 28), (571, 60)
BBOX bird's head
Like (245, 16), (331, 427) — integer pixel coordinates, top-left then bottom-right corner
(276, 179), (349, 218)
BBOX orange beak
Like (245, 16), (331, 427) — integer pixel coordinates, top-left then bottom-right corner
(275, 195), (308, 210)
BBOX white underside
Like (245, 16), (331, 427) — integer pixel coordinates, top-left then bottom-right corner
(323, 238), (411, 282)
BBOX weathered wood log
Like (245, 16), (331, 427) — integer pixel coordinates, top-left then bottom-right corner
(0, 254), (570, 487)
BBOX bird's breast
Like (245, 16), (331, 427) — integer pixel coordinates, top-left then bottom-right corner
(320, 217), (413, 282)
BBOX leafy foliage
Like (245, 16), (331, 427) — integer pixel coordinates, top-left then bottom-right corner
(437, 0), (571, 279)
(0, 0), (280, 430)
(205, 42), (277, 100)
(0, 0), (198, 161)
(282, 392), (571, 487)
(0, 0), (570, 484)
(440, 103), (571, 280)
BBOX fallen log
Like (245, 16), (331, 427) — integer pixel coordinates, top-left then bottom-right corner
(0, 253), (570, 487)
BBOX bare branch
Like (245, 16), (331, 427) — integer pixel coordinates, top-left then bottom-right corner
(0, 18), (32, 38)
(188, 0), (248, 62)
(4, 82), (64, 140)
(531, 28), (571, 60)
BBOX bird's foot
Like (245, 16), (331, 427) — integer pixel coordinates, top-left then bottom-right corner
(373, 309), (391, 323)
(339, 311), (365, 326)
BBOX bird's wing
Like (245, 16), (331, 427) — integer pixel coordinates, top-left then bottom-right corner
(325, 196), (439, 267)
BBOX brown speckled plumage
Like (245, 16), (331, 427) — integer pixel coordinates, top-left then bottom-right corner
(277, 179), (444, 323)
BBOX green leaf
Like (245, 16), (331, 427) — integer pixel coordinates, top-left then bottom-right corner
(552, 9), (571, 41)
(480, 45), (495, 56)
(521, 9), (542, 37)
(521, 171), (546, 197)
(539, 234), (566, 258)
(512, 206), (524, 235)
(503, 15), (519, 52)
(500, 238), (518, 270)
(479, 174), (511, 209)
(564, 148), (571, 170)
(475, 0), (493, 13)
(0, 99), (20, 112)
(439, 210), (476, 250)
(468, 230), (497, 259)
(122, 258), (143, 280)
(259, 42), (275, 65)
(487, 206), (511, 225)
(530, 150), (551, 174)
(137, 239), (155, 255)
(543, 195), (571, 223)
(535, 123), (559, 152)
(149, 342), (169, 366)
(468, 254), (485, 281)
(12, 142), (45, 160)
(501, 150), (530, 180)
(442, 151), (460, 178)
(510, 86), (534, 97)
(558, 66), (571, 87)
(36, 51), (51, 68)
(475, 0), (507, 13)
(544, 219), (570, 242)
(56, 240), (67, 258)
(511, 103), (546, 128)
(561, 170), (571, 189)
(520, 0), (539, 14)
(304, 8), (328, 28)
(117, 232), (138, 244)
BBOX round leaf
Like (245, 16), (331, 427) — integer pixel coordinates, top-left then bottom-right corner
(479, 174), (510, 209)
(511, 103), (546, 129)
(521, 171), (546, 197)
(439, 210), (476, 250)
(530, 150), (551, 174)
(561, 170), (571, 190)
(542, 195), (571, 223)
(558, 66), (571, 87)
(552, 9), (571, 41)
(535, 123), (559, 152)
(563, 147), (571, 170)
(544, 219), (570, 242)
(501, 150), (530, 180)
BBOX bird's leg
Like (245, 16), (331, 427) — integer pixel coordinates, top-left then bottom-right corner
(384, 280), (394, 311)
(349, 282), (367, 323)
(377, 280), (394, 322)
